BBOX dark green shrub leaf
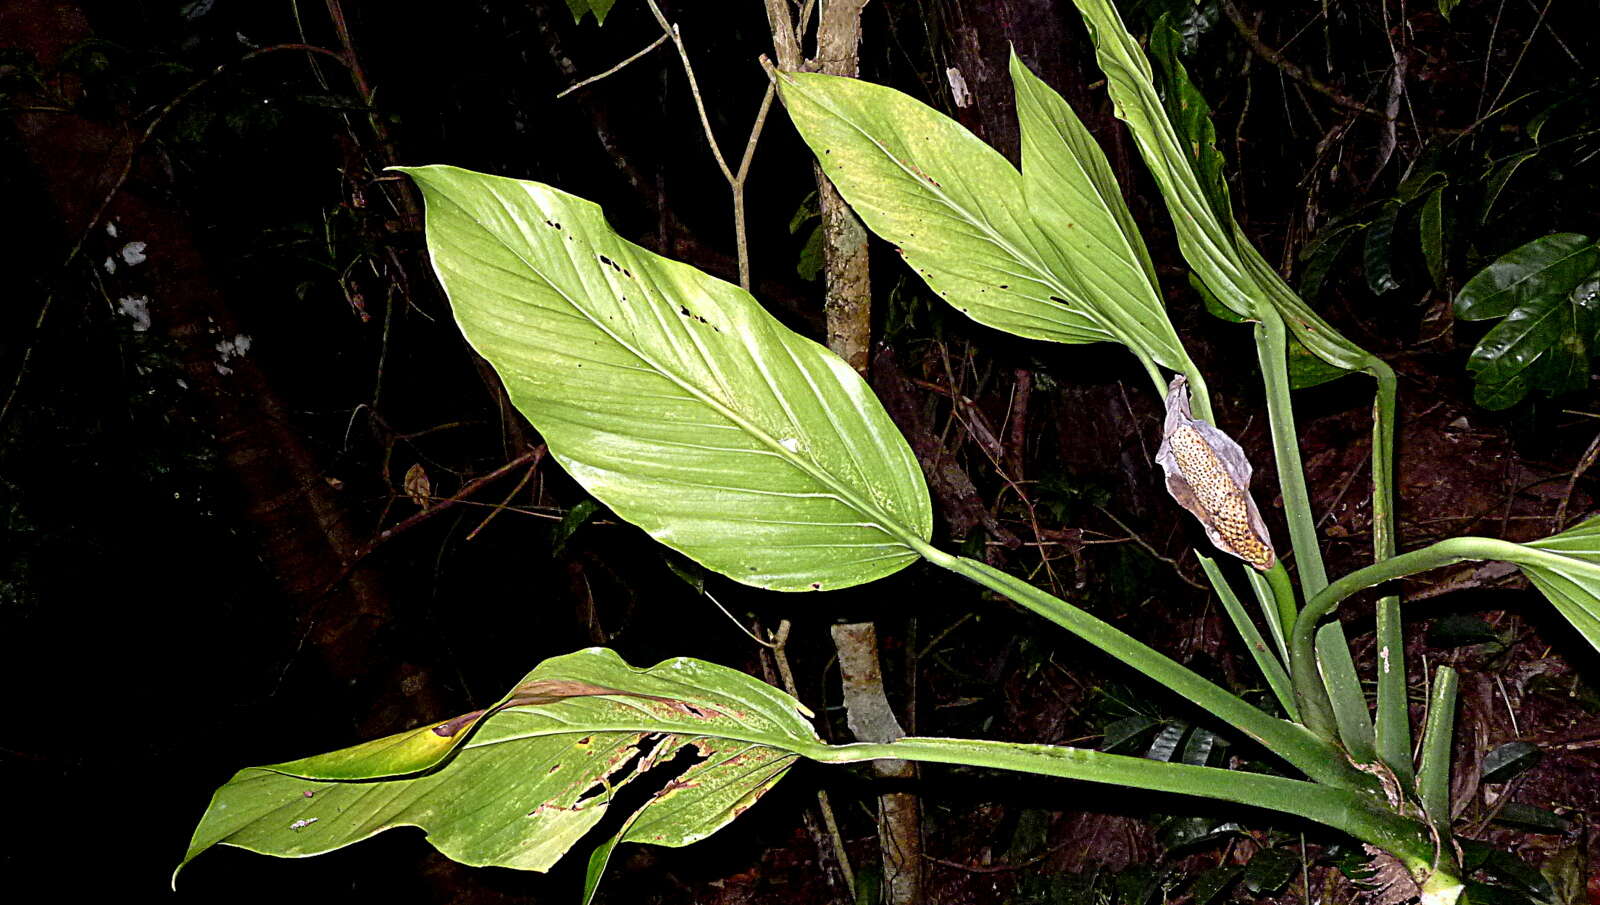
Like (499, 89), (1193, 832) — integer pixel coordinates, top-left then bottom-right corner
(1180, 726), (1225, 766)
(1190, 865), (1243, 905)
(1145, 721), (1186, 762)
(1426, 614), (1509, 651)
(1242, 846), (1298, 895)
(1364, 203), (1404, 295)
(1491, 802), (1570, 834)
(1455, 233), (1597, 322)
(565, 0), (617, 25)
(1421, 187), (1449, 289)
(1102, 714), (1161, 754)
(1481, 741), (1542, 784)
(1297, 218), (1367, 302)
(552, 498), (601, 555)
(1455, 234), (1600, 408)
(1158, 815), (1246, 850)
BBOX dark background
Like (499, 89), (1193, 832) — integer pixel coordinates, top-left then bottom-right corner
(2, 1), (1597, 902)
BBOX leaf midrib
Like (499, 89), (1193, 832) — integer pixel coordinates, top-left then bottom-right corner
(1473, 241), (1596, 316)
(430, 179), (922, 551)
(788, 75), (1118, 343)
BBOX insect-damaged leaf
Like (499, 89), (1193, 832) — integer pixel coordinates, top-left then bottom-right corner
(1155, 376), (1275, 570)
(177, 648), (821, 886)
(393, 165), (931, 591)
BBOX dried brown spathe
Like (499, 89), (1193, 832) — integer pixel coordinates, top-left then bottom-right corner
(1155, 375), (1276, 570)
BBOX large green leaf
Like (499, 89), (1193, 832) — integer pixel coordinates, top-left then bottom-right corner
(180, 647), (1438, 887)
(1011, 51), (1186, 369)
(773, 65), (1189, 374)
(395, 165), (931, 591)
(1520, 515), (1600, 649)
(1455, 233), (1598, 322)
(1084, 0), (1383, 376)
(176, 648), (820, 883)
(1454, 234), (1600, 409)
(1082, 2), (1256, 321)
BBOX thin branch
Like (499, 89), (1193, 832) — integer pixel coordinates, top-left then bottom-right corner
(464, 454), (540, 541)
(763, 620), (855, 902)
(648, 0), (734, 183)
(1485, 0), (1553, 118)
(318, 446), (545, 595)
(645, 0), (774, 290)
(556, 32), (670, 98)
(1221, 0), (1385, 119)
(702, 591), (779, 649)
(1095, 506), (1209, 590)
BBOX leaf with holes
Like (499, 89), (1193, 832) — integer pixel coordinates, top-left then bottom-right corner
(394, 165), (931, 591)
(176, 648), (823, 885)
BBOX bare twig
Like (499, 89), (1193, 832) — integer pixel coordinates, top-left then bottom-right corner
(1221, 0), (1385, 119)
(646, 0), (775, 290)
(319, 446), (545, 595)
(1485, 0), (1553, 120)
(557, 32), (670, 98)
(1554, 428), (1600, 529)
(1475, 0), (1510, 122)
(464, 454), (540, 541)
(702, 591), (779, 649)
(765, 620), (855, 902)
(1096, 506), (1209, 590)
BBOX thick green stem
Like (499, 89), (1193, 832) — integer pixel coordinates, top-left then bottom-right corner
(1293, 536), (1594, 689)
(1416, 666), (1458, 836)
(1366, 363), (1414, 786)
(1265, 559), (1345, 742)
(811, 735), (1434, 869)
(1182, 358), (1216, 425)
(1264, 561), (1299, 639)
(1198, 555), (1297, 718)
(1317, 621), (1377, 762)
(918, 545), (1373, 790)
(1255, 313), (1327, 597)
(1369, 364), (1399, 564)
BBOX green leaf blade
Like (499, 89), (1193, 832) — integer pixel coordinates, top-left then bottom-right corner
(1421, 187), (1448, 289)
(1514, 517), (1600, 650)
(1011, 51), (1189, 371)
(1457, 236), (1600, 409)
(1455, 233), (1597, 321)
(179, 649), (823, 882)
(396, 165), (931, 591)
(775, 70), (1142, 355)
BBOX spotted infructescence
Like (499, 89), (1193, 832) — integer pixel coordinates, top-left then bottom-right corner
(1155, 376), (1276, 570)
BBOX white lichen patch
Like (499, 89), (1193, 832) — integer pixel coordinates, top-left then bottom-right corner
(216, 333), (252, 360)
(120, 241), (148, 266)
(946, 66), (972, 108)
(117, 295), (152, 332)
(103, 256), (117, 274)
